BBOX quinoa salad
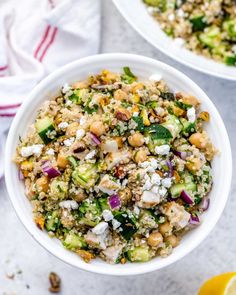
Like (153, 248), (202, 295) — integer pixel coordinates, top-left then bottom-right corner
(15, 67), (215, 264)
(144, 0), (236, 66)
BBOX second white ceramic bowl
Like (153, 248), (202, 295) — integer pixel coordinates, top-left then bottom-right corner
(5, 54), (232, 275)
(112, 0), (236, 81)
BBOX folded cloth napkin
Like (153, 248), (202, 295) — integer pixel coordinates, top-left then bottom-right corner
(0, 0), (101, 178)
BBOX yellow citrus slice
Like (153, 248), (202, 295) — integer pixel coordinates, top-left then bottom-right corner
(198, 272), (236, 295)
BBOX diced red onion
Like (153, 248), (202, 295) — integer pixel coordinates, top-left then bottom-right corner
(18, 170), (24, 181)
(199, 197), (210, 211)
(108, 194), (121, 210)
(166, 160), (174, 177)
(189, 214), (200, 225)
(173, 150), (191, 160)
(89, 132), (101, 145)
(41, 161), (61, 178)
(180, 190), (193, 204)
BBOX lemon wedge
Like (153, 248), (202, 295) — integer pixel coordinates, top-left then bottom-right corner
(198, 273), (236, 295)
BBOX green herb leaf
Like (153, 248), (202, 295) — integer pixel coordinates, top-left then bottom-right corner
(84, 97), (98, 114)
(160, 92), (175, 100)
(69, 89), (82, 104)
(146, 101), (158, 109)
(114, 212), (137, 240)
(185, 122), (196, 134)
(190, 16), (208, 32)
(145, 124), (172, 140)
(84, 105), (98, 114)
(121, 67), (137, 84)
(224, 55), (236, 66)
(132, 116), (145, 132)
(175, 100), (192, 110)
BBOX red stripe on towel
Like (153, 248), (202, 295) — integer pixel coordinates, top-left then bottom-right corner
(0, 103), (21, 110)
(39, 27), (58, 62)
(0, 113), (16, 117)
(34, 25), (51, 59)
(0, 65), (8, 71)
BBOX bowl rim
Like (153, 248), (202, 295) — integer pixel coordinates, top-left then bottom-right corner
(5, 53), (232, 276)
(112, 0), (236, 81)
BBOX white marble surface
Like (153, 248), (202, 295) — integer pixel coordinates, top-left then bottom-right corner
(1, 1), (236, 294)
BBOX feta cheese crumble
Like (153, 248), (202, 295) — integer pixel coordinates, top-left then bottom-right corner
(151, 173), (161, 185)
(162, 178), (172, 188)
(58, 122), (69, 129)
(76, 129), (85, 140)
(132, 112), (139, 117)
(168, 13), (175, 21)
(102, 210), (114, 222)
(187, 107), (196, 123)
(62, 83), (71, 94)
(112, 219), (121, 230)
(149, 73), (162, 82)
(80, 116), (86, 126)
(85, 150), (96, 160)
(21, 144), (44, 157)
(92, 222), (108, 235)
(46, 148), (55, 155)
(59, 200), (78, 210)
(133, 206), (140, 216)
(63, 137), (75, 147)
(159, 187), (167, 197)
(155, 145), (170, 155)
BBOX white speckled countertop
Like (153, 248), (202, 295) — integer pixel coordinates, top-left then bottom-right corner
(1, 1), (236, 294)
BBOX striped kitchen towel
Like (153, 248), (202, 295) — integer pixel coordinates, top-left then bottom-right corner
(0, 0), (101, 116)
(0, 0), (101, 178)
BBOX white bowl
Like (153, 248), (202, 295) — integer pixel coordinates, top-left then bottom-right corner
(112, 0), (236, 81)
(5, 53), (232, 275)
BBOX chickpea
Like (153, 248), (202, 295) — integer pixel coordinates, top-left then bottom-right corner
(57, 152), (69, 169)
(186, 157), (202, 173)
(36, 176), (49, 193)
(159, 222), (172, 236)
(66, 122), (80, 137)
(119, 188), (132, 205)
(90, 121), (105, 137)
(134, 149), (147, 163)
(128, 133), (144, 147)
(189, 132), (207, 149)
(147, 231), (163, 247)
(114, 89), (127, 101)
(165, 235), (179, 248)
